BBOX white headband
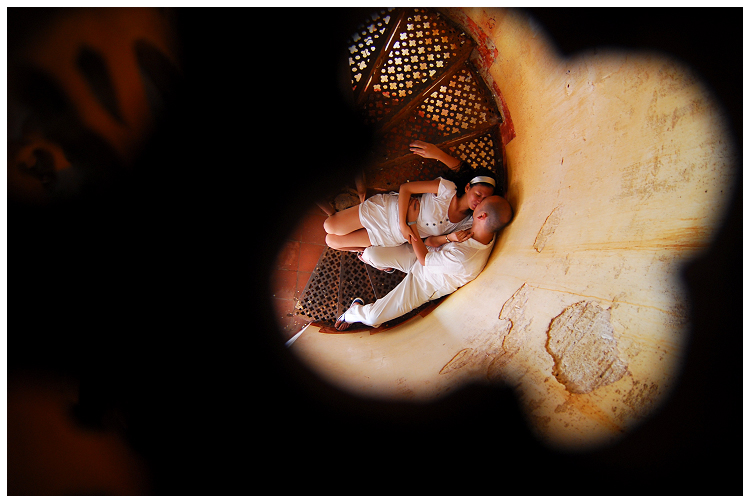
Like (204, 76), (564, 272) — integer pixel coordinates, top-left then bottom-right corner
(469, 175), (496, 187)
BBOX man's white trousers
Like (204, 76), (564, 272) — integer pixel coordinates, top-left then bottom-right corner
(343, 244), (440, 328)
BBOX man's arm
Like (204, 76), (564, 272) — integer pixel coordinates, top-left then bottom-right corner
(405, 197), (427, 265)
(411, 229), (473, 266)
(409, 225), (429, 266)
(423, 229), (474, 248)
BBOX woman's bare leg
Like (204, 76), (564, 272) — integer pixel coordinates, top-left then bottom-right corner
(325, 228), (371, 252)
(323, 204), (363, 236)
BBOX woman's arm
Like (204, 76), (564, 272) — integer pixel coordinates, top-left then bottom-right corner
(405, 197), (427, 265)
(409, 140), (461, 170)
(397, 179), (440, 242)
(409, 226), (429, 266)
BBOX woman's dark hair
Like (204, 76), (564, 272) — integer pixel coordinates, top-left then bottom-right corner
(444, 163), (497, 197)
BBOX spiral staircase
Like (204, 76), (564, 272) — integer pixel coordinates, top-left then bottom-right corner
(294, 7), (507, 331)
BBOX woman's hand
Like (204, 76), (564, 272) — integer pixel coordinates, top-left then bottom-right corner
(409, 140), (461, 170)
(407, 196), (420, 222)
(409, 140), (442, 160)
(400, 197), (420, 242)
(448, 229), (473, 243)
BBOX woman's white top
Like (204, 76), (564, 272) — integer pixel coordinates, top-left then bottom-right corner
(359, 177), (473, 247)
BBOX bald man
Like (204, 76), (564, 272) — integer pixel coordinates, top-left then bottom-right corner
(335, 195), (512, 330)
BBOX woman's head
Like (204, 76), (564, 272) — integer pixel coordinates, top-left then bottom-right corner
(453, 167), (497, 211)
(464, 180), (495, 211)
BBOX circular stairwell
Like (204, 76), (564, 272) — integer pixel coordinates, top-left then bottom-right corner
(289, 7), (509, 332)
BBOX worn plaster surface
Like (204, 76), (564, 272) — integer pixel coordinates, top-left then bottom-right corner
(290, 8), (736, 450)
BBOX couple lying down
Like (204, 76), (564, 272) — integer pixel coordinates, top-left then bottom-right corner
(323, 140), (513, 331)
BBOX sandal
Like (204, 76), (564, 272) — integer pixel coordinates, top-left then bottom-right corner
(335, 298), (364, 331)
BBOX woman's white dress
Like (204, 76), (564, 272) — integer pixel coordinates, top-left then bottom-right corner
(358, 177), (472, 247)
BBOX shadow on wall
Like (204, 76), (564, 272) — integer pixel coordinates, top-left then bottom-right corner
(7, 7), (741, 495)
(501, 147), (523, 223)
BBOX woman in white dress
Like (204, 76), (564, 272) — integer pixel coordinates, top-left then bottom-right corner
(323, 140), (497, 253)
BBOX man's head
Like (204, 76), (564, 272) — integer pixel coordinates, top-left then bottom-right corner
(472, 195), (513, 234)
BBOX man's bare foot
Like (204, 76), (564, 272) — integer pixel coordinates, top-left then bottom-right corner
(334, 316), (351, 331)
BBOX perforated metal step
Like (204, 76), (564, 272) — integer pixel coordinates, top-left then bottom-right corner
(296, 247), (342, 323)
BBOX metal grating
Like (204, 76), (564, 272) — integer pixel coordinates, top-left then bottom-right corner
(376, 64), (500, 161)
(363, 129), (501, 194)
(360, 8), (470, 126)
(348, 8), (397, 89)
(448, 130), (499, 172)
(294, 243), (452, 330)
(337, 251), (377, 317)
(296, 248), (405, 327)
(363, 157), (454, 193)
(373, 112), (446, 161)
(365, 264), (407, 299)
(296, 247), (342, 323)
(419, 66), (497, 136)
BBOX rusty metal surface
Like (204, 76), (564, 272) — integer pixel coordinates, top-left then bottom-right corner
(348, 7), (398, 94)
(356, 8), (473, 127)
(377, 64), (500, 158)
